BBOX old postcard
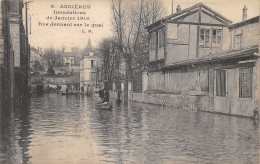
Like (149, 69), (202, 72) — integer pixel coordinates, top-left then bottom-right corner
(0, 0), (259, 163)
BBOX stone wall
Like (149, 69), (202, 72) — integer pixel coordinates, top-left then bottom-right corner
(31, 74), (79, 85)
(128, 92), (211, 111)
(110, 89), (210, 111)
(126, 89), (259, 118)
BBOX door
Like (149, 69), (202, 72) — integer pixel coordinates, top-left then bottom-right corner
(214, 69), (229, 113)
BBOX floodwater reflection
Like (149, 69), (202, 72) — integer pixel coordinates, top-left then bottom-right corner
(0, 93), (259, 163)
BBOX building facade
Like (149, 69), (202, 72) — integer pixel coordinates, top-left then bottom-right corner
(80, 39), (98, 95)
(62, 52), (75, 66)
(0, 0), (30, 111)
(143, 3), (259, 117)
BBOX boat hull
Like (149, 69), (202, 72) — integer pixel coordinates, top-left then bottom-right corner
(96, 102), (113, 110)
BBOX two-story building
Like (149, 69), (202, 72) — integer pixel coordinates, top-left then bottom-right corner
(144, 3), (259, 117)
(80, 38), (98, 95)
(62, 52), (75, 66)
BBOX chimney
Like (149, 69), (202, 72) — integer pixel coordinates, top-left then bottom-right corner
(242, 5), (247, 21)
(176, 5), (181, 13)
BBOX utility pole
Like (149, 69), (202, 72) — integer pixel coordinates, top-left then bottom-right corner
(172, 0), (173, 14)
(25, 2), (28, 35)
(24, 1), (33, 35)
(24, 1), (33, 98)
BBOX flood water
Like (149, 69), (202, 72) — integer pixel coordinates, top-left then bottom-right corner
(0, 93), (259, 163)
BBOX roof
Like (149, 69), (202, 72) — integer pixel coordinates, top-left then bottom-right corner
(82, 38), (97, 58)
(31, 47), (38, 52)
(229, 16), (259, 29)
(161, 45), (258, 71)
(146, 2), (232, 30)
(63, 52), (74, 57)
(30, 47), (42, 56)
(86, 38), (92, 51)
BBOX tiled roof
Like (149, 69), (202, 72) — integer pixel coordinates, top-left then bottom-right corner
(146, 2), (232, 30)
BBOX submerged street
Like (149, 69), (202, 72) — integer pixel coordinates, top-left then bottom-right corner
(0, 93), (259, 163)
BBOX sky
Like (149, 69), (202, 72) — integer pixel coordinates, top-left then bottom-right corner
(25, 0), (259, 51)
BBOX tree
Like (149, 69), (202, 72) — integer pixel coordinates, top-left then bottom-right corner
(33, 60), (42, 73)
(43, 47), (59, 75)
(111, 0), (165, 101)
(71, 46), (81, 66)
(47, 65), (55, 76)
(57, 46), (66, 66)
(43, 47), (58, 66)
(99, 37), (121, 89)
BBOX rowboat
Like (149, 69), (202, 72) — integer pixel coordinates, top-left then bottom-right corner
(96, 102), (113, 110)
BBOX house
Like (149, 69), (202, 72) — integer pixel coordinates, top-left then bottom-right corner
(140, 3), (259, 118)
(80, 38), (99, 95)
(62, 52), (75, 66)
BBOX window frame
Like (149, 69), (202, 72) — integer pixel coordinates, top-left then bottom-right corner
(199, 28), (222, 48)
(150, 32), (157, 50)
(91, 60), (95, 68)
(212, 29), (222, 48)
(158, 29), (165, 48)
(90, 72), (96, 81)
(235, 33), (243, 49)
(239, 67), (253, 99)
(199, 28), (210, 47)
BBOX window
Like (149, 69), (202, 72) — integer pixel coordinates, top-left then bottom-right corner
(239, 68), (252, 98)
(199, 29), (222, 47)
(199, 29), (210, 47)
(90, 72), (96, 81)
(158, 29), (165, 48)
(91, 60), (95, 68)
(216, 70), (226, 97)
(235, 34), (243, 49)
(150, 32), (157, 50)
(212, 29), (222, 47)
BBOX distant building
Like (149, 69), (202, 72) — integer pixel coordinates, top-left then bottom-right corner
(143, 3), (259, 117)
(80, 38), (99, 95)
(62, 52), (75, 66)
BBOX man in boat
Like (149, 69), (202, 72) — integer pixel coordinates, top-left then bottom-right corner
(98, 87), (104, 101)
(116, 89), (121, 104)
(102, 90), (110, 103)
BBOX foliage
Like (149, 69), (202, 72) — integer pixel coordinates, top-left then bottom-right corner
(98, 37), (121, 84)
(71, 46), (81, 66)
(111, 0), (165, 70)
(47, 65), (55, 76)
(33, 60), (42, 72)
(107, 0), (166, 99)
(43, 47), (67, 67)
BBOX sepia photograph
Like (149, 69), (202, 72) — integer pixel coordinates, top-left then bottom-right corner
(0, 0), (259, 163)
